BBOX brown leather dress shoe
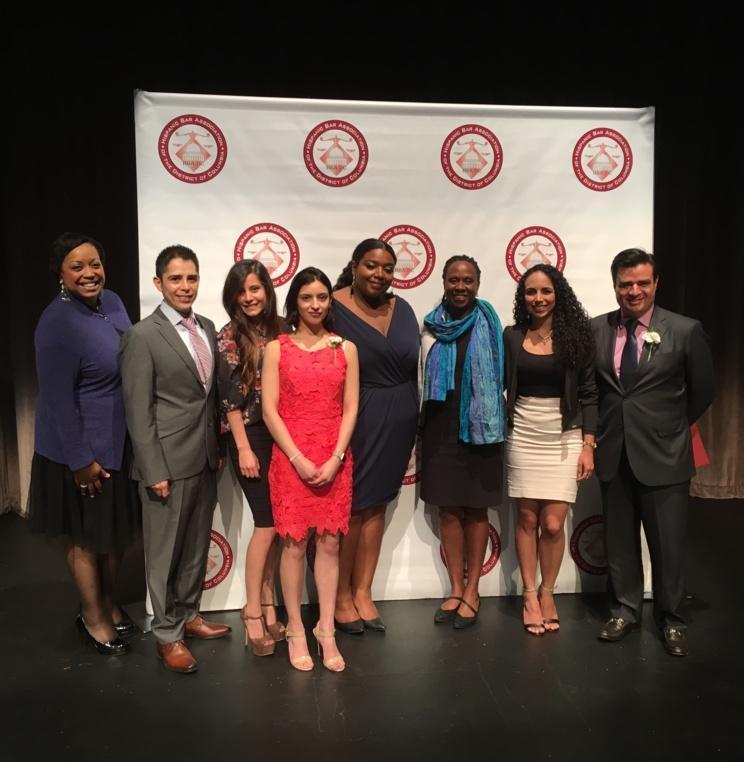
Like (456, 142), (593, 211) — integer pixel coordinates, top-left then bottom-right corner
(598, 617), (640, 642)
(662, 626), (689, 657)
(184, 614), (232, 640)
(156, 640), (198, 673)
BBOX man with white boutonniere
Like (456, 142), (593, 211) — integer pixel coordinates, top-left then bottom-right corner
(592, 248), (714, 657)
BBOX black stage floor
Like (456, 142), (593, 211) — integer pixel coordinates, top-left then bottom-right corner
(2, 498), (742, 761)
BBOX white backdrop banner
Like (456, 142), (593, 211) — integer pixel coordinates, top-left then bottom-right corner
(134, 91), (654, 609)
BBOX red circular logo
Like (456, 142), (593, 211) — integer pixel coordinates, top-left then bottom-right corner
(234, 223), (300, 287)
(572, 127), (633, 192)
(569, 515), (608, 575)
(505, 226), (567, 282)
(440, 124), (503, 190)
(439, 523), (501, 577)
(303, 120), (369, 187)
(158, 114), (227, 184)
(202, 530), (233, 590)
(379, 225), (436, 289)
(401, 440), (421, 486)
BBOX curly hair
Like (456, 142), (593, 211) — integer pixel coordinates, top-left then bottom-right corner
(513, 264), (594, 368)
(222, 260), (284, 393)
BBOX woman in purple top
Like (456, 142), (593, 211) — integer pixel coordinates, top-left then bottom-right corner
(28, 233), (139, 656)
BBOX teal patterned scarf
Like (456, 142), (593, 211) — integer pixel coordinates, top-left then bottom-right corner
(423, 299), (505, 444)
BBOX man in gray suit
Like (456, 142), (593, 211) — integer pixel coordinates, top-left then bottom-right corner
(592, 248), (714, 657)
(121, 245), (230, 673)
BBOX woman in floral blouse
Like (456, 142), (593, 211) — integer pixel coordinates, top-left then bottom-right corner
(217, 260), (286, 656)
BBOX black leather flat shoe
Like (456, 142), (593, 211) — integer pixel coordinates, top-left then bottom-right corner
(362, 617), (386, 633)
(434, 596), (464, 624)
(335, 618), (365, 635)
(453, 597), (479, 630)
(76, 614), (130, 656)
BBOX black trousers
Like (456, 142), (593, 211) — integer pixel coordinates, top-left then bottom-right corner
(600, 449), (689, 629)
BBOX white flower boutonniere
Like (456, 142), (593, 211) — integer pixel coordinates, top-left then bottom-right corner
(642, 329), (661, 360)
(328, 335), (343, 364)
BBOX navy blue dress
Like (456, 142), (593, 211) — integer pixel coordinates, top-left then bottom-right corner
(333, 298), (419, 513)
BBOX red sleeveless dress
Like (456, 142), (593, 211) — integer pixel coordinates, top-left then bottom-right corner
(269, 334), (353, 541)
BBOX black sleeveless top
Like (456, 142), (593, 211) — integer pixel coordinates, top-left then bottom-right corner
(516, 346), (563, 397)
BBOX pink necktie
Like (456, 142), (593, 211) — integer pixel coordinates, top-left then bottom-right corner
(180, 315), (212, 386)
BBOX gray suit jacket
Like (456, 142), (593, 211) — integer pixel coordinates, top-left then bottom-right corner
(591, 305), (714, 486)
(120, 307), (220, 486)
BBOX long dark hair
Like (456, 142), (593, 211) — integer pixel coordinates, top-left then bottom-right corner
(284, 267), (335, 331)
(513, 264), (594, 368)
(333, 238), (396, 292)
(222, 260), (283, 392)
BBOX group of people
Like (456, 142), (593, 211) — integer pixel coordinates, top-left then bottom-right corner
(28, 233), (714, 675)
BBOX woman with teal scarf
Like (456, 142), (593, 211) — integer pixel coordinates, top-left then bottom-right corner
(420, 255), (505, 629)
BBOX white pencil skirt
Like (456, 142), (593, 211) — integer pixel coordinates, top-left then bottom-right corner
(505, 396), (582, 503)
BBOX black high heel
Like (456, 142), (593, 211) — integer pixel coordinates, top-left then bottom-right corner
(75, 614), (130, 656)
(112, 609), (137, 638)
(335, 618), (365, 635)
(362, 616), (386, 633)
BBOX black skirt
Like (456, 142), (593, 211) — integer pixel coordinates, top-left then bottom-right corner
(420, 328), (503, 510)
(27, 452), (140, 554)
(226, 422), (274, 528)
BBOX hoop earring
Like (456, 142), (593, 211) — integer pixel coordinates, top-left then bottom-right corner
(59, 279), (71, 302)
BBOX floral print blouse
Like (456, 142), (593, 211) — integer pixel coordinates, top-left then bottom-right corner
(216, 322), (266, 434)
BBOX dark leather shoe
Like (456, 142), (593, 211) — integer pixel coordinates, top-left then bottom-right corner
(75, 614), (129, 656)
(453, 596), (479, 630)
(335, 618), (365, 635)
(184, 614), (231, 640)
(662, 626), (689, 657)
(598, 617), (640, 642)
(434, 597), (463, 624)
(157, 640), (198, 673)
(113, 611), (137, 638)
(362, 616), (386, 633)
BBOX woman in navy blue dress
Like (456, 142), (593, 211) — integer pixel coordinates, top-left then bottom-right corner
(28, 233), (139, 655)
(332, 239), (420, 633)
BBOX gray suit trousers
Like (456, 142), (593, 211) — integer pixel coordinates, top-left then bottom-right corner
(140, 467), (217, 643)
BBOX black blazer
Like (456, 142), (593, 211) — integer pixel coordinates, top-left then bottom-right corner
(503, 325), (598, 434)
(591, 306), (714, 485)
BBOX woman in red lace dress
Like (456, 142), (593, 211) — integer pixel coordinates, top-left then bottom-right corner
(262, 268), (359, 672)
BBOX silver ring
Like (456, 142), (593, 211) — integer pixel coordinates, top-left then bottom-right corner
(80, 483), (88, 489)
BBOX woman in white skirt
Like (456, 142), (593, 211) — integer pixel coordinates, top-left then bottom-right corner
(504, 264), (597, 635)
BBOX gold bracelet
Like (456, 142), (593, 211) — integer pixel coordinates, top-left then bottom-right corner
(582, 440), (597, 449)
(289, 451), (302, 463)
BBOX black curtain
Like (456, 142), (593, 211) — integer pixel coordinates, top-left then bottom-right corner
(3, 7), (741, 510)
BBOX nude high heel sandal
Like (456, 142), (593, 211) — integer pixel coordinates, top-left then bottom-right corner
(286, 629), (314, 671)
(313, 624), (346, 672)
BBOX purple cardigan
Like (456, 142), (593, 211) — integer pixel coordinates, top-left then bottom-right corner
(34, 289), (132, 471)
